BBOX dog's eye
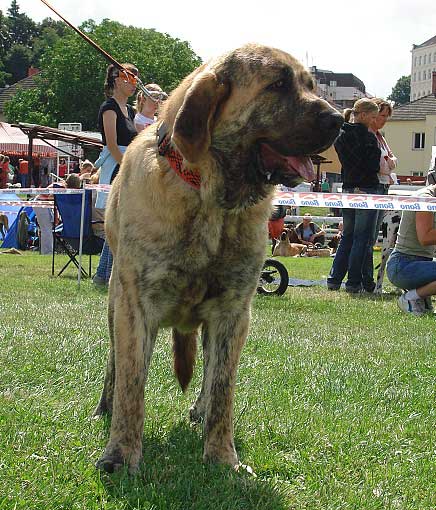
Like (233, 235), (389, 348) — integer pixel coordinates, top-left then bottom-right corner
(267, 79), (287, 91)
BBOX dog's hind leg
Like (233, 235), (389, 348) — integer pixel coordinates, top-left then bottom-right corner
(202, 306), (250, 468)
(190, 324), (210, 424)
(93, 276), (116, 417)
(96, 285), (158, 474)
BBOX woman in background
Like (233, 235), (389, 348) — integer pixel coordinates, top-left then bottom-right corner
(327, 98), (381, 293)
(134, 84), (165, 132)
(93, 63), (139, 288)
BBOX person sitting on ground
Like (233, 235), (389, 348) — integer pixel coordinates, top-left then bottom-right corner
(426, 157), (436, 185)
(79, 159), (95, 182)
(295, 213), (326, 246)
(386, 183), (436, 315)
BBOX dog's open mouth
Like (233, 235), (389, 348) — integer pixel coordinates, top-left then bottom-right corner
(258, 143), (316, 186)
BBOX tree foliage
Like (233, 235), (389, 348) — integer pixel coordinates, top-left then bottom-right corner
(0, 1), (68, 85)
(387, 75), (411, 105)
(5, 19), (202, 129)
(3, 84), (56, 126)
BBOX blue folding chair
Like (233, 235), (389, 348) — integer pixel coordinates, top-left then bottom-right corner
(52, 190), (104, 277)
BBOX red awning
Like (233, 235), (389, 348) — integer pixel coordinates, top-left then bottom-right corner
(0, 122), (57, 157)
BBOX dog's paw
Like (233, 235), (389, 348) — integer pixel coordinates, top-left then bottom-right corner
(95, 454), (124, 474)
(96, 444), (141, 474)
(189, 403), (205, 424)
(235, 462), (257, 477)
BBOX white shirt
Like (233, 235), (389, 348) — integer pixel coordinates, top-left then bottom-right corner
(134, 113), (155, 132)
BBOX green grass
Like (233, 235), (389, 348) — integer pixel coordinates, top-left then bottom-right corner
(0, 253), (435, 509)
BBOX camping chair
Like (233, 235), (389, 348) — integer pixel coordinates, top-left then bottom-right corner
(52, 190), (104, 277)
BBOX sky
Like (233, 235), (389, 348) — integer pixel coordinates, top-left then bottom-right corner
(3, 0), (436, 98)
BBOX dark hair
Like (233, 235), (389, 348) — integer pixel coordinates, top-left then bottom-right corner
(104, 63), (138, 98)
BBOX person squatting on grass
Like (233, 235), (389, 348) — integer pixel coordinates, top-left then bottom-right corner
(386, 184), (436, 315)
(327, 98), (381, 293)
(92, 63), (139, 288)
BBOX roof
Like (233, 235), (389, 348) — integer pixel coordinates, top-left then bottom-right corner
(0, 73), (40, 113)
(13, 123), (102, 151)
(0, 122), (57, 157)
(389, 94), (436, 121)
(414, 35), (436, 49)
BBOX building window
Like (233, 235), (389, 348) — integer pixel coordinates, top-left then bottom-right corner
(423, 70), (426, 80)
(418, 71), (421, 81)
(419, 56), (422, 65)
(424, 55), (427, 64)
(412, 171), (424, 176)
(413, 132), (425, 149)
(329, 80), (337, 87)
(434, 52), (436, 63)
(413, 72), (416, 82)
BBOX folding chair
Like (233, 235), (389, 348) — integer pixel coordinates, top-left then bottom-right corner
(52, 190), (104, 277)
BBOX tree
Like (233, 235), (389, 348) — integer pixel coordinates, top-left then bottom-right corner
(6, 0), (37, 47)
(4, 43), (31, 82)
(4, 19), (202, 129)
(387, 75), (411, 105)
(4, 84), (56, 125)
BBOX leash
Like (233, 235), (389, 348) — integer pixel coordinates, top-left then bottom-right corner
(40, 0), (167, 103)
(157, 123), (201, 190)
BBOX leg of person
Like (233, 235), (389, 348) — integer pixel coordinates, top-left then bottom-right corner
(34, 208), (54, 255)
(315, 234), (326, 246)
(327, 207), (355, 290)
(93, 240), (112, 287)
(346, 208), (378, 293)
(387, 251), (436, 315)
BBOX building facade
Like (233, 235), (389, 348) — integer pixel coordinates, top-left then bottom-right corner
(410, 35), (436, 101)
(383, 94), (436, 178)
(310, 66), (368, 108)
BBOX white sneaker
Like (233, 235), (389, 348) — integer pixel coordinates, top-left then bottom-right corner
(397, 294), (426, 316)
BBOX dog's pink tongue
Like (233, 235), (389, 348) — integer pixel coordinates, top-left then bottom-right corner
(260, 143), (315, 182)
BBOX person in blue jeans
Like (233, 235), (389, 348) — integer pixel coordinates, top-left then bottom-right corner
(387, 184), (436, 315)
(327, 98), (381, 293)
(92, 62), (139, 288)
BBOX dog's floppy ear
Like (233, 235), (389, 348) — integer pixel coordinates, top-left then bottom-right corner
(172, 71), (229, 163)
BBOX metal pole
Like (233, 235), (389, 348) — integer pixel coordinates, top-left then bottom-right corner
(78, 189), (85, 287)
(27, 134), (34, 188)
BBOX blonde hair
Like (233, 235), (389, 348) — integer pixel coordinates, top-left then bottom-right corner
(372, 98), (393, 116)
(135, 83), (163, 111)
(343, 98), (378, 122)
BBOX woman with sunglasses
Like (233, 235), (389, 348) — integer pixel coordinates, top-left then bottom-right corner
(93, 63), (138, 288)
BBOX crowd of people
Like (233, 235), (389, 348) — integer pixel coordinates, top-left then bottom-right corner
(4, 70), (436, 315)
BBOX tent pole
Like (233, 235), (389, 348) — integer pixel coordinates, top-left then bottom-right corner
(27, 133), (34, 188)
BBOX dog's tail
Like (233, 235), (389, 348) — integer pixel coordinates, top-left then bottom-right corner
(172, 328), (197, 392)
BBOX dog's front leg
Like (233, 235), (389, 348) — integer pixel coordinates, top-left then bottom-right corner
(96, 290), (157, 474)
(203, 308), (250, 468)
(93, 277), (116, 417)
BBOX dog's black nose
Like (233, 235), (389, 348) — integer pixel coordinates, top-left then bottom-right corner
(318, 110), (344, 131)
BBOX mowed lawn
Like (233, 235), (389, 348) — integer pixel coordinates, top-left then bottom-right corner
(0, 252), (435, 510)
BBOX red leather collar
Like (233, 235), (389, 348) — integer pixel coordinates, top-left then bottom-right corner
(157, 125), (201, 190)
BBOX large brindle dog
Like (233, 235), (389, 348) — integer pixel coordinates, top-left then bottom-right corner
(94, 44), (343, 473)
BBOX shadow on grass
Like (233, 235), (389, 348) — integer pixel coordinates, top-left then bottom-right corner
(100, 422), (288, 510)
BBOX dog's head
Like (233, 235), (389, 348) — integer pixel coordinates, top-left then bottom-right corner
(161, 44), (343, 207)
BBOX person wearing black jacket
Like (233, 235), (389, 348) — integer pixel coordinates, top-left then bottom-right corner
(327, 99), (381, 293)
